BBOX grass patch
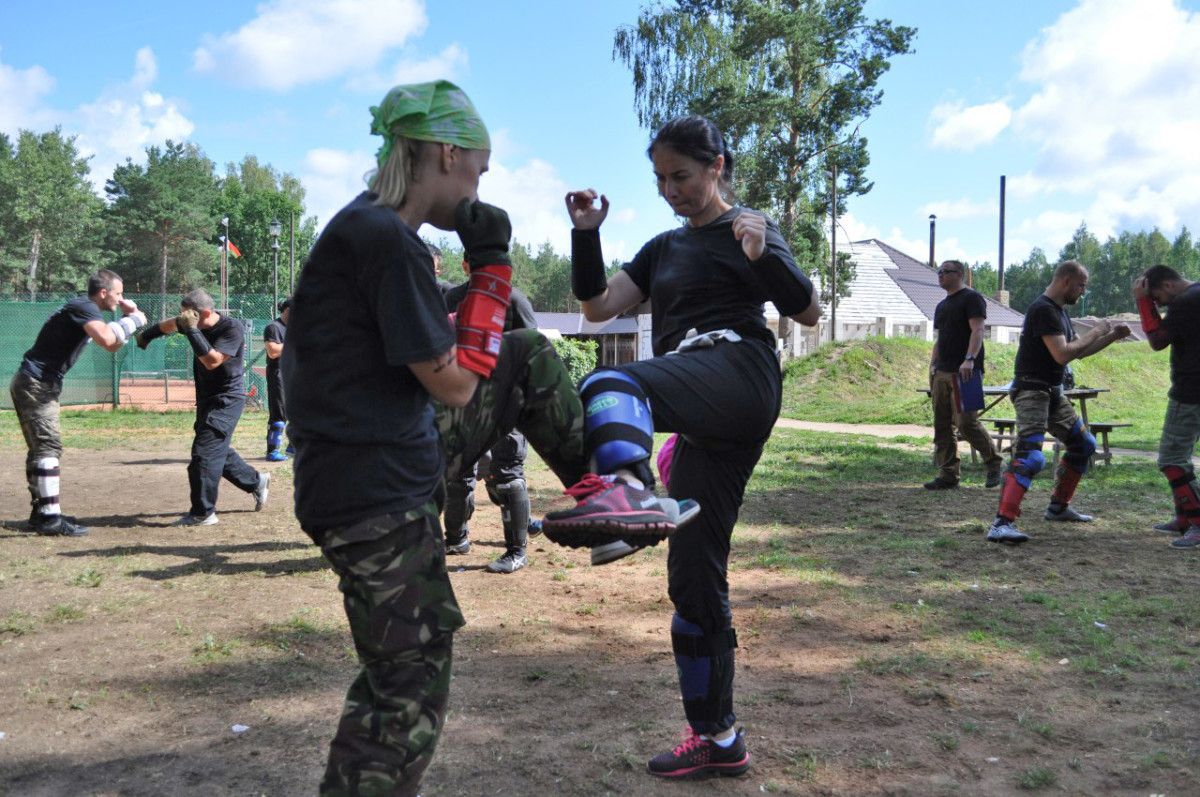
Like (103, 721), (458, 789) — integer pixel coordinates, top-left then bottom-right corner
(781, 337), (1169, 449)
(1, 611), (37, 636)
(1017, 767), (1058, 790)
(68, 568), (103, 588)
(46, 604), (86, 623)
(192, 633), (239, 663)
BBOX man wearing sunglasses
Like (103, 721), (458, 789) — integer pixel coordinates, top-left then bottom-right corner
(926, 260), (1005, 490)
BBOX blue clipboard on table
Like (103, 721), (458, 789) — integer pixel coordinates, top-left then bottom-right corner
(955, 370), (985, 413)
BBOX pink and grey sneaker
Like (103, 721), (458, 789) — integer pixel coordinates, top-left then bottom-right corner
(647, 726), (750, 779)
(542, 473), (681, 549)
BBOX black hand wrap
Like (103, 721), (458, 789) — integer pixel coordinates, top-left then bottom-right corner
(184, 327), (213, 358)
(750, 251), (814, 316)
(571, 228), (608, 300)
(135, 323), (167, 350)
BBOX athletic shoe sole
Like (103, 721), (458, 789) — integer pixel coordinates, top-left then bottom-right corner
(590, 499), (700, 565)
(649, 755), (751, 779)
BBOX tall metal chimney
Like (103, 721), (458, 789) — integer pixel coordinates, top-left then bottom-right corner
(928, 214), (937, 268)
(998, 175), (1006, 292)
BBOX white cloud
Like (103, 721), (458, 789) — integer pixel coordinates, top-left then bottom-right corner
(480, 156), (572, 252)
(345, 44), (468, 94)
(921, 197), (997, 221)
(929, 100), (1012, 151)
(193, 0), (429, 91)
(0, 47), (56, 135)
(299, 147), (377, 229)
(73, 48), (195, 191)
(1008, 0), (1200, 234)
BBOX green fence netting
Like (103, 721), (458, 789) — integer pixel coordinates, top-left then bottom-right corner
(1, 293), (281, 410)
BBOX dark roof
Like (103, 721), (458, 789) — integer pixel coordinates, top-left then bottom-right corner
(534, 312), (637, 335)
(856, 239), (1026, 327)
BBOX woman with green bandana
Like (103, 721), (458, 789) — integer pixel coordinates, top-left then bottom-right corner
(283, 80), (686, 796)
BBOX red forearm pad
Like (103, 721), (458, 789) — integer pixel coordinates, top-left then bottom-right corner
(455, 264), (512, 377)
(1137, 294), (1161, 334)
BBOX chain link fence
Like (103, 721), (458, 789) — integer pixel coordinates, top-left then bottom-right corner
(1, 293), (281, 410)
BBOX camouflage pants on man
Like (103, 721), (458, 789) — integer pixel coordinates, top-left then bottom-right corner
(313, 330), (588, 796)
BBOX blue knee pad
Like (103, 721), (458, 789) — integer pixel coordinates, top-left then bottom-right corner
(580, 369), (654, 478)
(670, 613), (738, 733)
(1011, 433), (1046, 489)
(267, 421), (285, 450)
(1062, 419), (1095, 474)
(671, 614), (711, 700)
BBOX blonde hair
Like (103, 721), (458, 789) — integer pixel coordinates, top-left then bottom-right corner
(368, 136), (424, 210)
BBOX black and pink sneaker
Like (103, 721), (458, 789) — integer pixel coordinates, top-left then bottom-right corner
(647, 727), (750, 779)
(542, 473), (680, 549)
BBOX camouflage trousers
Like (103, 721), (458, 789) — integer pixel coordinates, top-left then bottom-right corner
(436, 328), (588, 491)
(313, 329), (587, 796)
(314, 504), (463, 797)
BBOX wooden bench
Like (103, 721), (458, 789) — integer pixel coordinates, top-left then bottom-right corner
(988, 418), (1018, 454)
(992, 419), (1131, 467)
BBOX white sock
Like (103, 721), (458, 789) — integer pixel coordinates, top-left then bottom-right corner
(614, 469), (644, 490)
(711, 732), (736, 748)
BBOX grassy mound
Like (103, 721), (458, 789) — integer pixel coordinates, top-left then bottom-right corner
(781, 337), (1170, 450)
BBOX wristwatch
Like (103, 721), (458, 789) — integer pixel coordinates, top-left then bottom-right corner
(964, 354), (975, 361)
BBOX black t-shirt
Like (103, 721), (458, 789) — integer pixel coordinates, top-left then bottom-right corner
(1015, 294), (1075, 386)
(20, 296), (103, 383)
(1162, 282), (1200, 403)
(623, 207), (813, 356)
(442, 282), (538, 330)
(194, 315), (245, 401)
(263, 318), (286, 380)
(283, 192), (455, 531)
(933, 288), (988, 373)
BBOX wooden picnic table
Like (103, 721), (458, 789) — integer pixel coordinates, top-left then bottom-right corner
(920, 385), (1124, 465)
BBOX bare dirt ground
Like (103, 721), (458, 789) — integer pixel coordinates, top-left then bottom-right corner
(1, 433), (1198, 796)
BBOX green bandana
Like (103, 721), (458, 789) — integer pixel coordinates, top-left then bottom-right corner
(369, 80), (490, 170)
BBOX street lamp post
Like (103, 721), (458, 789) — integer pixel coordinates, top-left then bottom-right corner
(269, 218), (282, 312)
(221, 216), (230, 310)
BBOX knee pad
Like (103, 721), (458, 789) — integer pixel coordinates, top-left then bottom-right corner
(580, 369), (654, 484)
(34, 456), (61, 511)
(670, 613), (738, 729)
(443, 480), (475, 535)
(267, 421), (285, 450)
(1009, 434), (1045, 489)
(1062, 420), (1095, 473)
(494, 479), (530, 539)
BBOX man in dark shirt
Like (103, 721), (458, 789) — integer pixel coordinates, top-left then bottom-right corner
(10, 269), (147, 536)
(1135, 265), (1200, 548)
(137, 289), (268, 526)
(988, 260), (1130, 544)
(925, 260), (1004, 490)
(440, 256), (542, 573)
(263, 299), (291, 461)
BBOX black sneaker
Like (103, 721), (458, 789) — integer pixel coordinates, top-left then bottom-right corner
(33, 514), (89, 537)
(445, 533), (471, 555)
(1171, 527), (1200, 549)
(647, 727), (750, 779)
(1155, 518), (1188, 535)
(486, 549), (528, 574)
(923, 477), (959, 490)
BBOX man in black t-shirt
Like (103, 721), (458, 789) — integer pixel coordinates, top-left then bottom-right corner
(925, 260), (1004, 490)
(1135, 265), (1200, 548)
(988, 260), (1130, 544)
(440, 256), (542, 573)
(136, 289), (268, 526)
(10, 269), (147, 537)
(263, 299), (291, 461)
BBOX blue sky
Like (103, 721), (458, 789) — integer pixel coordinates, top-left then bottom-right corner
(3, 0), (1199, 271)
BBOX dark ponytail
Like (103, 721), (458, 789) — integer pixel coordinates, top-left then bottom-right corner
(648, 115), (734, 201)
